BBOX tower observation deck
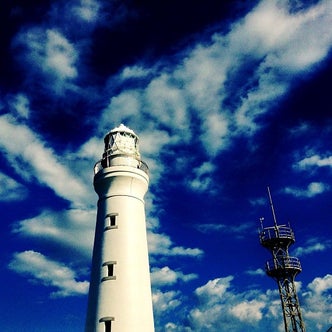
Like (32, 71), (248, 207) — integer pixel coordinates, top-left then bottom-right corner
(259, 187), (305, 332)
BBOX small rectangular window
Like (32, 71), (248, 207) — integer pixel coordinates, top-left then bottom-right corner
(107, 264), (114, 277)
(105, 320), (111, 332)
(99, 317), (114, 332)
(110, 215), (116, 227)
(101, 261), (116, 281)
(105, 213), (118, 230)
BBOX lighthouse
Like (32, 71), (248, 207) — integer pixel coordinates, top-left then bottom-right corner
(85, 124), (154, 332)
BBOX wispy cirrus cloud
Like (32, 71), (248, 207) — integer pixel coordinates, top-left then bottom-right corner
(97, 0), (332, 198)
(194, 222), (253, 235)
(13, 209), (95, 261)
(148, 232), (203, 259)
(296, 154), (332, 170)
(151, 266), (198, 287)
(8, 250), (89, 298)
(4, 0), (332, 313)
(187, 161), (217, 193)
(71, 0), (101, 23)
(284, 182), (329, 198)
(0, 114), (93, 208)
(0, 172), (28, 202)
(245, 268), (265, 276)
(294, 238), (331, 257)
(13, 28), (79, 94)
(7, 93), (30, 119)
(1, 101), (202, 295)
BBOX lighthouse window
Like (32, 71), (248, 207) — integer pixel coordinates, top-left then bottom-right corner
(101, 261), (116, 281)
(99, 317), (114, 332)
(105, 320), (111, 332)
(107, 264), (114, 276)
(105, 213), (118, 230)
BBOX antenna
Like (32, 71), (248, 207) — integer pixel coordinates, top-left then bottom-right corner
(267, 186), (278, 228)
(259, 187), (306, 332)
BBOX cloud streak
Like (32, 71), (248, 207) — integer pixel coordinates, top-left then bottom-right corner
(0, 172), (27, 202)
(284, 182), (329, 198)
(151, 266), (198, 287)
(1, 1), (332, 331)
(0, 114), (93, 208)
(8, 250), (89, 298)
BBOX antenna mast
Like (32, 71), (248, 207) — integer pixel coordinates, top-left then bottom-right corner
(259, 187), (306, 332)
(267, 186), (278, 227)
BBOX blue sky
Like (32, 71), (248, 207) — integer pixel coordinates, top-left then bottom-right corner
(1, 0), (332, 331)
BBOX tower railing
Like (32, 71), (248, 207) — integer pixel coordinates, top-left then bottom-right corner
(266, 256), (302, 276)
(260, 225), (295, 244)
(94, 154), (149, 175)
(259, 187), (306, 332)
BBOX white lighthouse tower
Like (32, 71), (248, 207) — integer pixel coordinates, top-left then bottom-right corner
(85, 124), (154, 332)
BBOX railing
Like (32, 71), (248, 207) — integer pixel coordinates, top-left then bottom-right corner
(260, 225), (295, 243)
(94, 154), (149, 175)
(266, 256), (302, 275)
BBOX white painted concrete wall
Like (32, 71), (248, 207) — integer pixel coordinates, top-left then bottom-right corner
(85, 164), (154, 332)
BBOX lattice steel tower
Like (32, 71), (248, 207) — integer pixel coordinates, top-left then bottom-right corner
(259, 187), (306, 332)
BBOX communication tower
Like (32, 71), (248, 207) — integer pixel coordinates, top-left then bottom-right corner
(259, 187), (306, 332)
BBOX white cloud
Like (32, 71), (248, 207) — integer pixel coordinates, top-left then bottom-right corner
(297, 154), (332, 169)
(195, 276), (234, 303)
(0, 114), (93, 208)
(0, 172), (28, 202)
(227, 0), (332, 132)
(189, 276), (270, 331)
(194, 222), (253, 235)
(284, 182), (329, 198)
(8, 250), (89, 298)
(163, 322), (190, 332)
(8, 93), (30, 119)
(97, 0), (332, 167)
(177, 43), (227, 114)
(182, 272), (332, 332)
(146, 74), (189, 131)
(13, 208), (95, 261)
(307, 274), (332, 295)
(188, 161), (216, 192)
(101, 90), (142, 132)
(249, 197), (266, 206)
(230, 0), (332, 71)
(45, 29), (78, 80)
(230, 299), (265, 322)
(294, 239), (330, 257)
(139, 129), (172, 163)
(121, 65), (153, 79)
(13, 27), (78, 93)
(245, 268), (265, 276)
(151, 266), (198, 287)
(194, 223), (226, 234)
(5, 1), (332, 328)
(152, 289), (182, 314)
(148, 232), (203, 259)
(303, 274), (332, 329)
(200, 112), (230, 156)
(72, 0), (100, 22)
(77, 136), (104, 161)
(189, 303), (225, 331)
